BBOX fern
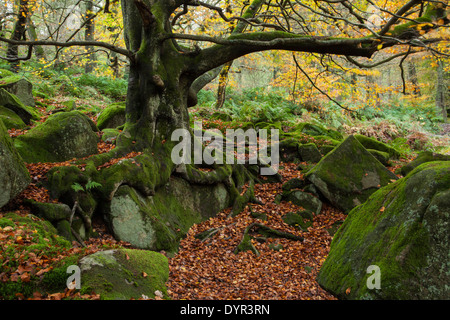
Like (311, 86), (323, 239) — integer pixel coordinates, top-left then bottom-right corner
(71, 180), (102, 193)
(71, 182), (84, 193)
(85, 180), (102, 191)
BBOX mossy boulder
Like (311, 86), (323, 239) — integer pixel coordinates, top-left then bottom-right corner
(0, 74), (35, 107)
(0, 106), (26, 129)
(305, 135), (398, 213)
(78, 249), (169, 300)
(0, 120), (30, 208)
(105, 177), (230, 252)
(0, 88), (40, 125)
(294, 122), (343, 141)
(26, 200), (72, 222)
(400, 151), (450, 176)
(298, 143), (322, 163)
(96, 103), (126, 130)
(317, 161), (450, 299)
(101, 128), (121, 143)
(14, 111), (99, 163)
(281, 178), (306, 192)
(278, 138), (301, 162)
(282, 211), (313, 231)
(367, 149), (390, 166)
(0, 69), (14, 78)
(354, 134), (401, 160)
(281, 190), (322, 215)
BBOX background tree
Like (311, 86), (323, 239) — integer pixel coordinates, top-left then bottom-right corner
(84, 0), (97, 73)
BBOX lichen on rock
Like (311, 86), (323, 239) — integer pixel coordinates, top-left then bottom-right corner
(317, 161), (450, 300)
(79, 249), (169, 300)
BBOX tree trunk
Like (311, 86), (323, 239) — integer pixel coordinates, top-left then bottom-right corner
(85, 0), (96, 74)
(214, 0), (264, 109)
(408, 61), (421, 96)
(7, 0), (30, 72)
(215, 61), (232, 109)
(121, 0), (191, 150)
(26, 17), (45, 60)
(436, 59), (447, 123)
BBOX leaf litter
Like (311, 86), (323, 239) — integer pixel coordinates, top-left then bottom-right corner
(3, 102), (344, 300)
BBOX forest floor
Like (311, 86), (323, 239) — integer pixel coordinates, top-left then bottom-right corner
(166, 162), (346, 300)
(0, 92), (443, 300)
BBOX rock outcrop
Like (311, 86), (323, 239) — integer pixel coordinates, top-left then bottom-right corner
(317, 161), (450, 299)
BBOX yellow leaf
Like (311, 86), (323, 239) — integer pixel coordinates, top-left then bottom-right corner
(377, 44), (383, 50)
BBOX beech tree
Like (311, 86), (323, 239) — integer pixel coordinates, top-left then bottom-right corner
(0, 0), (449, 233)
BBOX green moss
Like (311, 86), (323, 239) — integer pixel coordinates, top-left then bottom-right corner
(0, 212), (72, 299)
(0, 69), (14, 78)
(97, 103), (126, 130)
(47, 165), (89, 199)
(0, 88), (40, 125)
(318, 161), (450, 299)
(401, 151), (450, 176)
(306, 135), (398, 213)
(282, 211), (312, 231)
(234, 233), (260, 256)
(0, 106), (26, 129)
(14, 111), (99, 163)
(80, 249), (169, 300)
(40, 255), (81, 292)
(354, 134), (401, 159)
(99, 151), (174, 199)
(367, 149), (390, 166)
(0, 75), (22, 86)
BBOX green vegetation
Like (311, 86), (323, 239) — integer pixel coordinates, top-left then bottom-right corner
(193, 86), (448, 157)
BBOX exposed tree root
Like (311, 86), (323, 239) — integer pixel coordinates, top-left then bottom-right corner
(234, 222), (304, 256)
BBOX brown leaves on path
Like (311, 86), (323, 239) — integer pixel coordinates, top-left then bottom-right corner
(167, 163), (345, 300)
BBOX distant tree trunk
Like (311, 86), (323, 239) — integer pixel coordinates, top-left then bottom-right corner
(84, 0), (96, 74)
(7, 0), (30, 72)
(26, 17), (45, 60)
(215, 61), (232, 109)
(408, 61), (421, 96)
(107, 3), (120, 78)
(214, 0), (264, 109)
(436, 59), (447, 123)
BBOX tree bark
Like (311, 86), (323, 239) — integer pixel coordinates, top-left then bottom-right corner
(408, 61), (421, 96)
(436, 59), (447, 123)
(26, 17), (45, 60)
(215, 61), (232, 109)
(7, 0), (30, 72)
(214, 0), (264, 109)
(85, 0), (96, 74)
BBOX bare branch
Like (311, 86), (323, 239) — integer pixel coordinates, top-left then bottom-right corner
(0, 37), (132, 58)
